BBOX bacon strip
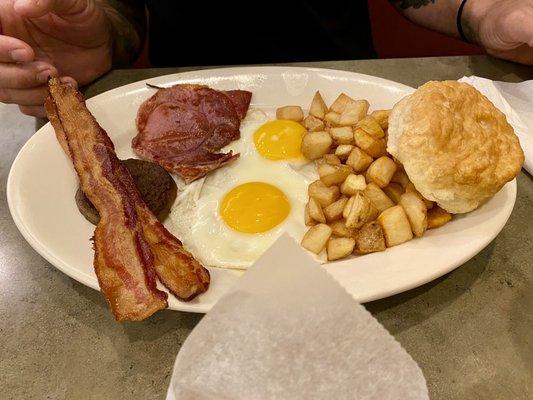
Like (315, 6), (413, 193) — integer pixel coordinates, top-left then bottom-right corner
(45, 78), (210, 320)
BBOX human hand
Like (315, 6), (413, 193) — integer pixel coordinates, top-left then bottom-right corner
(465, 0), (533, 65)
(0, 0), (112, 116)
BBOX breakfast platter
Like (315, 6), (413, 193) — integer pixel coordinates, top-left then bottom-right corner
(7, 67), (517, 315)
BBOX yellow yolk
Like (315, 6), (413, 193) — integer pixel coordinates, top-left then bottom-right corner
(220, 182), (291, 233)
(253, 120), (305, 160)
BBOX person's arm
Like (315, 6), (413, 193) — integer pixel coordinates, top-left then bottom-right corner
(388, 0), (533, 65)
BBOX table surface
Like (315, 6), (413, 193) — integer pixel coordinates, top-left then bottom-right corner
(1, 56), (532, 400)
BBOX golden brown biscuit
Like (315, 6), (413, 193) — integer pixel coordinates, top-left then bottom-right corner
(387, 81), (523, 213)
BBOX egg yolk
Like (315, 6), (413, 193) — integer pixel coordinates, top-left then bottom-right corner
(253, 120), (305, 160)
(220, 182), (291, 233)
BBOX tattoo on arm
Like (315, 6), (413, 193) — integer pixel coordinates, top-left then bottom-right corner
(98, 0), (146, 67)
(388, 0), (436, 10)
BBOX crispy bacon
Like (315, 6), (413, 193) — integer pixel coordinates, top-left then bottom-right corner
(45, 78), (210, 320)
(133, 84), (252, 183)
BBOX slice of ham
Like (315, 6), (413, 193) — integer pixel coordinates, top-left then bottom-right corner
(45, 78), (210, 321)
(133, 84), (252, 183)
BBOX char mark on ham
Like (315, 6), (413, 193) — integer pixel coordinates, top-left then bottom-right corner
(133, 84), (252, 183)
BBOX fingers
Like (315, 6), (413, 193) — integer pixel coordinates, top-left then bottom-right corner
(13, 0), (87, 18)
(0, 35), (34, 62)
(0, 77), (78, 106)
(0, 61), (58, 89)
(19, 105), (47, 118)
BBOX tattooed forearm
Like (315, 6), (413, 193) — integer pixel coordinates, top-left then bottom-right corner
(98, 0), (146, 67)
(389, 0), (436, 10)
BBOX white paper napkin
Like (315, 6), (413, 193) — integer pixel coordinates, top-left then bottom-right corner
(458, 76), (533, 175)
(167, 234), (428, 400)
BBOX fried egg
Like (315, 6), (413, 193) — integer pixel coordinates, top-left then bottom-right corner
(168, 109), (317, 269)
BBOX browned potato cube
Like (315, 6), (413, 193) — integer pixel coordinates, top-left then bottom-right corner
(324, 196), (348, 222)
(356, 116), (385, 139)
(320, 164), (353, 187)
(391, 169), (410, 188)
(329, 93), (355, 114)
(363, 183), (395, 213)
(424, 199), (435, 209)
(304, 204), (316, 226)
(399, 192), (427, 237)
(323, 154), (341, 165)
(382, 183), (404, 204)
(301, 224), (332, 254)
(353, 221), (386, 254)
(353, 128), (387, 158)
(308, 180), (340, 207)
(307, 197), (326, 224)
(339, 99), (369, 126)
(334, 144), (354, 160)
(276, 106), (304, 122)
(427, 206), (452, 229)
(346, 147), (373, 172)
(309, 91), (328, 119)
(377, 205), (413, 247)
(404, 182), (435, 209)
(301, 131), (332, 160)
(329, 126), (354, 145)
(329, 220), (356, 237)
(345, 192), (379, 229)
(327, 237), (355, 261)
(370, 109), (391, 129)
(343, 196), (354, 219)
(303, 115), (325, 132)
(366, 156), (397, 188)
(324, 111), (341, 126)
(317, 163), (337, 178)
(340, 174), (367, 196)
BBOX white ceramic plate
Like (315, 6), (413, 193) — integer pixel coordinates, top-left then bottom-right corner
(7, 66), (516, 313)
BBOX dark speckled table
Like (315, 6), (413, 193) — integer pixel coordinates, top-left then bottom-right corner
(1, 56), (532, 400)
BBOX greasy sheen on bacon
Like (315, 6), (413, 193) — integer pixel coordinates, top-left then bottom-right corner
(133, 84), (252, 183)
(45, 78), (210, 321)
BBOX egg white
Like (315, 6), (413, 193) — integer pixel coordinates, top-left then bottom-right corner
(168, 109), (319, 269)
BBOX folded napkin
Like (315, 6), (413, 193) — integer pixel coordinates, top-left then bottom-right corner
(458, 76), (533, 175)
(167, 235), (428, 400)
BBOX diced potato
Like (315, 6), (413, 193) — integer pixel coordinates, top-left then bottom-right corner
(391, 169), (410, 188)
(363, 182), (395, 213)
(329, 126), (354, 145)
(334, 144), (354, 160)
(345, 192), (379, 229)
(303, 115), (325, 132)
(353, 128), (387, 158)
(309, 91), (328, 119)
(399, 192), (427, 237)
(320, 164), (352, 187)
(370, 109), (391, 129)
(329, 220), (356, 237)
(353, 220), (386, 254)
(308, 180), (340, 207)
(307, 197), (326, 224)
(304, 204), (316, 226)
(327, 237), (355, 261)
(323, 154), (341, 165)
(301, 131), (332, 160)
(324, 196), (348, 222)
(346, 147), (373, 172)
(382, 183), (404, 204)
(341, 174), (367, 196)
(377, 205), (413, 247)
(317, 163), (337, 178)
(301, 224), (332, 254)
(339, 99), (369, 125)
(427, 206), (452, 229)
(324, 111), (341, 126)
(365, 156), (397, 188)
(356, 116), (385, 139)
(404, 182), (435, 209)
(330, 93), (355, 114)
(276, 106), (304, 122)
(343, 196), (354, 219)
(424, 199), (435, 210)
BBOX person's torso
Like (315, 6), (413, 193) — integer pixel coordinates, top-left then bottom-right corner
(145, 0), (375, 67)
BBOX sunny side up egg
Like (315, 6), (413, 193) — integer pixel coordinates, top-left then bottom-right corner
(168, 109), (318, 269)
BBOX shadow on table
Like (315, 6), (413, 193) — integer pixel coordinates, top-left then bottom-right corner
(365, 241), (495, 335)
